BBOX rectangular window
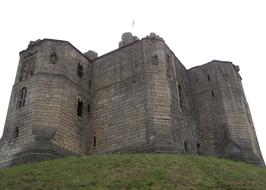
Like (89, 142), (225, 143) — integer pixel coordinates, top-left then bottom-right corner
(207, 75), (211, 81)
(77, 99), (83, 117)
(93, 136), (96, 148)
(87, 104), (90, 113)
(77, 63), (83, 78)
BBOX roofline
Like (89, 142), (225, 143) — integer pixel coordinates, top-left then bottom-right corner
(90, 37), (184, 66)
(90, 39), (142, 62)
(19, 39), (91, 62)
(188, 60), (233, 71)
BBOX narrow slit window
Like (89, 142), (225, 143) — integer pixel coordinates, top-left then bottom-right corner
(77, 63), (83, 78)
(207, 75), (211, 81)
(89, 80), (92, 88)
(87, 104), (90, 113)
(17, 87), (27, 109)
(178, 85), (183, 108)
(211, 91), (215, 97)
(196, 143), (200, 154)
(14, 127), (19, 138)
(77, 99), (83, 117)
(93, 136), (96, 148)
(184, 140), (189, 153)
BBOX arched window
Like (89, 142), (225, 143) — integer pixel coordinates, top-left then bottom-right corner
(17, 87), (27, 108)
(184, 140), (190, 153)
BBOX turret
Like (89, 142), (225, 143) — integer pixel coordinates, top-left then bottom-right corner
(189, 60), (264, 165)
(0, 39), (91, 167)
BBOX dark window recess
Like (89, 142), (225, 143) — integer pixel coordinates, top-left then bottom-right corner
(184, 140), (189, 153)
(77, 99), (83, 117)
(49, 51), (57, 64)
(93, 136), (96, 148)
(152, 54), (158, 65)
(14, 127), (19, 138)
(77, 63), (83, 78)
(196, 143), (200, 154)
(211, 91), (215, 97)
(89, 80), (92, 88)
(178, 85), (183, 108)
(17, 87), (27, 109)
(166, 53), (170, 63)
(207, 74), (211, 81)
(87, 104), (90, 113)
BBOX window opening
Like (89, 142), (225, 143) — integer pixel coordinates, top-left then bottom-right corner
(87, 104), (90, 113)
(14, 127), (19, 138)
(178, 85), (183, 108)
(77, 63), (83, 78)
(184, 140), (189, 153)
(89, 80), (92, 88)
(196, 143), (200, 154)
(93, 136), (96, 148)
(77, 99), (83, 117)
(207, 75), (211, 81)
(17, 87), (27, 108)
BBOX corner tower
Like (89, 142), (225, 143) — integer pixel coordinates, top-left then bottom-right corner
(189, 60), (264, 165)
(0, 39), (91, 167)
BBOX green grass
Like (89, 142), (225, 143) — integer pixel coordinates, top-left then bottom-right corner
(0, 154), (265, 190)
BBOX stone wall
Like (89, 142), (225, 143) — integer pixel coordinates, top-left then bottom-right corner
(0, 33), (264, 167)
(189, 61), (264, 165)
(90, 40), (150, 153)
(142, 37), (197, 154)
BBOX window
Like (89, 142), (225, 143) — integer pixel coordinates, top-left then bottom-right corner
(196, 143), (200, 154)
(87, 104), (90, 113)
(152, 54), (158, 65)
(184, 140), (189, 153)
(89, 80), (92, 89)
(207, 74), (211, 81)
(19, 51), (37, 81)
(211, 91), (215, 97)
(77, 62), (83, 78)
(17, 87), (27, 108)
(178, 85), (183, 108)
(14, 127), (19, 138)
(77, 99), (83, 117)
(93, 136), (96, 148)
(49, 51), (57, 64)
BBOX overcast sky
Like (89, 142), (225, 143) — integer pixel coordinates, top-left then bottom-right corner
(0, 0), (265, 160)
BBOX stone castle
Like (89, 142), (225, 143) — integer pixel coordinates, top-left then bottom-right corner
(0, 32), (264, 167)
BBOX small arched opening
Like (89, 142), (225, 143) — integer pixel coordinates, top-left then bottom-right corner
(184, 140), (190, 153)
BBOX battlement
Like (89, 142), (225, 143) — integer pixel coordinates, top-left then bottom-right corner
(0, 32), (264, 168)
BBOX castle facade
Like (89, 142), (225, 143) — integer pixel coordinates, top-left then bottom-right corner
(0, 32), (264, 167)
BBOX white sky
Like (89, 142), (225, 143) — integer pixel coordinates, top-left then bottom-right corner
(0, 0), (265, 160)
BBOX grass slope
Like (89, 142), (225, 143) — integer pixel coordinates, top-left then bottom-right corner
(0, 154), (265, 190)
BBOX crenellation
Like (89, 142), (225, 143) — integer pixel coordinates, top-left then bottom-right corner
(0, 32), (264, 168)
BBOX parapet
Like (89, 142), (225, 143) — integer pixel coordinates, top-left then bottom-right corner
(119, 32), (139, 47)
(145, 32), (164, 41)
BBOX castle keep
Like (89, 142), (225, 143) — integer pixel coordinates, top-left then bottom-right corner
(0, 32), (264, 167)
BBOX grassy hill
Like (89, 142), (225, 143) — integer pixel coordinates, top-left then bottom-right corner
(0, 154), (265, 190)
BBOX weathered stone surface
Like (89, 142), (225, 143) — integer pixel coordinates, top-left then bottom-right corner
(119, 32), (139, 47)
(0, 33), (264, 168)
(84, 50), (98, 60)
